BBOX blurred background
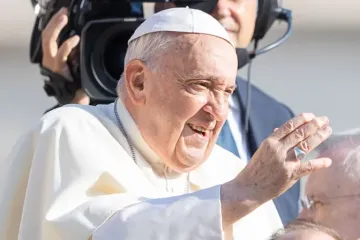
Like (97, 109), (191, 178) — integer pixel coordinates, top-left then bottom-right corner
(0, 0), (359, 162)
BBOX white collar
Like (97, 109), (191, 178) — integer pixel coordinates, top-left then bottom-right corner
(115, 97), (181, 177)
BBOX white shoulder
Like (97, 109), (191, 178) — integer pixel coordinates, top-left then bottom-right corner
(38, 104), (115, 133)
(41, 104), (106, 124)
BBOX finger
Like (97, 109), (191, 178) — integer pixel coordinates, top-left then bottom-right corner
(56, 35), (80, 64)
(42, 8), (68, 56)
(281, 116), (329, 150)
(294, 125), (332, 155)
(71, 89), (90, 105)
(273, 128), (279, 133)
(270, 113), (315, 141)
(292, 157), (332, 179)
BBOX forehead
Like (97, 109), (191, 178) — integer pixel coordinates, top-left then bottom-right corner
(306, 141), (360, 196)
(306, 168), (331, 195)
(306, 160), (355, 199)
(165, 33), (238, 83)
(306, 165), (349, 201)
(306, 148), (343, 197)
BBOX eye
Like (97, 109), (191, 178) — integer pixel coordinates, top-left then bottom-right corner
(191, 81), (211, 91)
(197, 82), (211, 88)
(225, 88), (234, 95)
(185, 81), (211, 95)
(311, 200), (324, 211)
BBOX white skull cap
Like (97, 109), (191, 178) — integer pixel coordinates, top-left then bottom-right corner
(128, 7), (234, 48)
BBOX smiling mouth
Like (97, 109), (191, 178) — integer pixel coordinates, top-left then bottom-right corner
(188, 123), (210, 137)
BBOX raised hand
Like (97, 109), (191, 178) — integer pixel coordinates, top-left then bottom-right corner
(236, 113), (332, 202)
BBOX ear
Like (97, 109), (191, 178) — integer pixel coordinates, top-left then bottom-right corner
(124, 59), (147, 105)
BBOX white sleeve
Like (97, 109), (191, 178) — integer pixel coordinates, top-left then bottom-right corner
(92, 187), (224, 240)
(0, 109), (225, 240)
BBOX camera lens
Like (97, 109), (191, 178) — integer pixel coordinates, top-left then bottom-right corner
(102, 33), (128, 82)
(103, 38), (126, 81)
(89, 25), (134, 95)
(81, 19), (144, 101)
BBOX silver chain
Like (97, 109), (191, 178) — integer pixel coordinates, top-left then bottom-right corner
(114, 98), (137, 164)
(114, 98), (190, 194)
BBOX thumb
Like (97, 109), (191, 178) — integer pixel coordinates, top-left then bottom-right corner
(294, 158), (332, 178)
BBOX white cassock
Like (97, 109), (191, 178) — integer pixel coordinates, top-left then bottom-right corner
(0, 98), (283, 240)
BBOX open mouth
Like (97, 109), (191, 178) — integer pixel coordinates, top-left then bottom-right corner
(188, 123), (209, 137)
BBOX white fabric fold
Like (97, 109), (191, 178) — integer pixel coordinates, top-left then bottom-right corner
(0, 102), (282, 240)
(93, 186), (223, 240)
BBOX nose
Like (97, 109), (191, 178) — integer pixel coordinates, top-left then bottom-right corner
(202, 92), (228, 122)
(212, 0), (231, 18)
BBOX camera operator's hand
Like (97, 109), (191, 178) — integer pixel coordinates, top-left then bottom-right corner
(232, 113), (332, 203)
(41, 7), (90, 105)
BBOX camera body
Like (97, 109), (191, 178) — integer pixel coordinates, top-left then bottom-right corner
(30, 0), (290, 105)
(80, 17), (144, 102)
(31, 0), (217, 104)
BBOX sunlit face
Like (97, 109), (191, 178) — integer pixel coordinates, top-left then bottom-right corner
(126, 33), (237, 172)
(154, 0), (257, 48)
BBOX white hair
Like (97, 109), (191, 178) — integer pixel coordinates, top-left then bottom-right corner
(116, 31), (178, 95)
(316, 128), (360, 184)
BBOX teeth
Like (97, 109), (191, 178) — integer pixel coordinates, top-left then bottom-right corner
(188, 124), (208, 133)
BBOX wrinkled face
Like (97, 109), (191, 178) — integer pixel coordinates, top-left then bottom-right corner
(126, 33), (237, 172)
(300, 148), (360, 240)
(154, 0), (257, 48)
(279, 230), (336, 240)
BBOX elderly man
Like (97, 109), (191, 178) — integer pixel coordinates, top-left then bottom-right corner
(300, 129), (360, 240)
(39, 0), (299, 225)
(0, 8), (332, 240)
(270, 220), (343, 240)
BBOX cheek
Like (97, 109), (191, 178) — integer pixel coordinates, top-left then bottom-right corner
(146, 88), (207, 133)
(237, 3), (257, 33)
(166, 95), (209, 142)
(314, 207), (337, 225)
(174, 95), (207, 116)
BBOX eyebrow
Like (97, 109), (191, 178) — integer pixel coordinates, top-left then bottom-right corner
(187, 74), (237, 89)
(230, 83), (237, 90)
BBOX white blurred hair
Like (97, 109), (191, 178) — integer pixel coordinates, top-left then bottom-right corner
(316, 128), (360, 183)
(116, 31), (177, 95)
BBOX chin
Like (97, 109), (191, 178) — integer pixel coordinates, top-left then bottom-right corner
(173, 136), (212, 172)
(173, 150), (208, 172)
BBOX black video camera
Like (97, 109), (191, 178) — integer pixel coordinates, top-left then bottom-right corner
(30, 0), (291, 105)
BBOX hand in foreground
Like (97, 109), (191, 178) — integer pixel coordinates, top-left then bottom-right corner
(41, 7), (90, 105)
(237, 113), (332, 202)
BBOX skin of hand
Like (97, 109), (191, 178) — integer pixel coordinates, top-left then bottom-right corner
(41, 7), (90, 105)
(221, 113), (332, 228)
